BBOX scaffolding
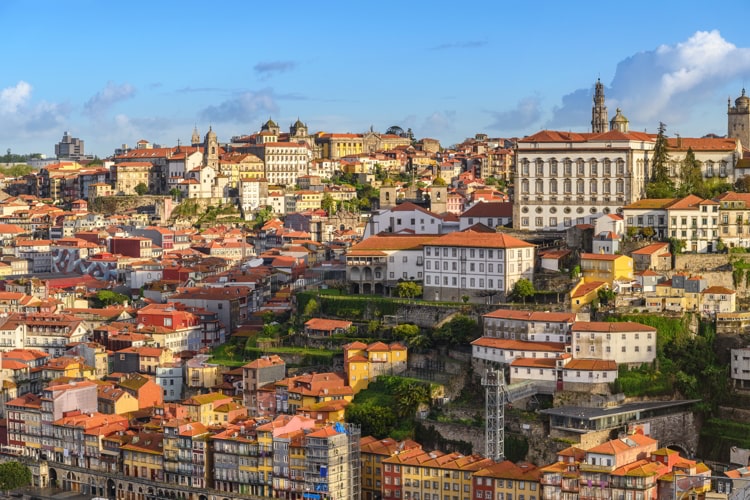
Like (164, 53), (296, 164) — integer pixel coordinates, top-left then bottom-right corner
(482, 368), (507, 462)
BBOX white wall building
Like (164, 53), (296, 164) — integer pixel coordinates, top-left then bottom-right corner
(422, 229), (534, 303)
(482, 309), (576, 343)
(731, 347), (750, 390)
(363, 202), (448, 237)
(571, 321), (657, 366)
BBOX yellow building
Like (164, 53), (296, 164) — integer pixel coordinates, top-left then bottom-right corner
(42, 356), (97, 381)
(382, 448), (494, 500)
(112, 161), (152, 195)
(473, 460), (542, 500)
(317, 133), (364, 160)
(120, 431), (164, 482)
(286, 372), (354, 414)
(293, 190), (324, 211)
(360, 437), (422, 500)
(570, 279), (609, 313)
(580, 253), (633, 285)
(343, 341), (408, 393)
(97, 384), (139, 415)
(182, 392), (235, 425)
(219, 152), (265, 187)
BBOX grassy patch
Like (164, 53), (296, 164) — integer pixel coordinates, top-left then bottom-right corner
(699, 418), (750, 460)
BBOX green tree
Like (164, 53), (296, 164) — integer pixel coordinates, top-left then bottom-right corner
(345, 403), (396, 439)
(169, 187), (182, 200)
(434, 314), (481, 346)
(668, 237), (686, 255)
(321, 193), (336, 214)
(253, 206), (274, 229)
(303, 298), (319, 318)
(0, 461), (31, 493)
(678, 147), (703, 196)
(597, 287), (616, 306)
(392, 323), (420, 340)
(134, 182), (149, 196)
(394, 381), (431, 419)
(95, 289), (129, 307)
(735, 175), (750, 193)
(640, 226), (655, 239)
(646, 122), (676, 198)
(512, 278), (535, 304)
(396, 281), (423, 299)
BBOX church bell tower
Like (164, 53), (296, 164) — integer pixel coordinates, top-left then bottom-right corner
(591, 78), (609, 133)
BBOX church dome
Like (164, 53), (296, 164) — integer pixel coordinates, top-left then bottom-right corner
(262, 118), (278, 131)
(294, 118), (305, 128)
(736, 88), (750, 107)
(611, 108), (628, 123)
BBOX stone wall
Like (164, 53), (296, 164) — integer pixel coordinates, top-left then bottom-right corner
(420, 421), (485, 454)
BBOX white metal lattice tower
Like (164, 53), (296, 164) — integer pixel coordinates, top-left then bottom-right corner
(482, 368), (507, 462)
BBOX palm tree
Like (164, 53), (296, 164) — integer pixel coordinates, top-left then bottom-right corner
(394, 382), (431, 418)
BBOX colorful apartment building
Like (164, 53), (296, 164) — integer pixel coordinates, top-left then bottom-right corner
(360, 437), (423, 500)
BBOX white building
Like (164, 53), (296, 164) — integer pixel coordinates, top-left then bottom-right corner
(514, 130), (741, 233)
(731, 347), (750, 390)
(459, 201), (513, 230)
(346, 234), (437, 295)
(239, 178), (269, 218)
(571, 321), (657, 366)
(471, 337), (567, 365)
(422, 229), (535, 303)
(255, 142), (313, 186)
(514, 130), (653, 232)
(363, 202), (448, 237)
(482, 309), (576, 343)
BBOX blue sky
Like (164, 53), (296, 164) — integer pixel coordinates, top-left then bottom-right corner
(2, 0), (750, 157)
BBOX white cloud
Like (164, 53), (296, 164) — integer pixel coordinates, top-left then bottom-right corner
(420, 110), (456, 139)
(547, 30), (750, 132)
(0, 81), (32, 114)
(486, 96), (542, 132)
(83, 82), (136, 119)
(200, 89), (279, 123)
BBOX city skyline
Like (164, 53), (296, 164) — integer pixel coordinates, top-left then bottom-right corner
(2, 0), (750, 157)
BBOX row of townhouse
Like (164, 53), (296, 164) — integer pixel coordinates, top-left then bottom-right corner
(623, 192), (750, 253)
(7, 397), (362, 500)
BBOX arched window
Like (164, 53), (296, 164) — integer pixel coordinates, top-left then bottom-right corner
(603, 180), (611, 194)
(616, 179), (624, 194)
(590, 180), (598, 193)
(563, 179), (571, 193)
(590, 159), (598, 176)
(604, 159), (612, 176)
(535, 179), (544, 194)
(550, 159), (558, 176)
(576, 179), (585, 194)
(521, 179), (529, 194)
(550, 179), (558, 194)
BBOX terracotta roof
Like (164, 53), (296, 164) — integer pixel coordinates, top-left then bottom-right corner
(622, 198), (676, 210)
(580, 253), (627, 261)
(350, 234), (440, 252)
(460, 201), (513, 218)
(483, 309), (576, 323)
(631, 243), (670, 255)
(426, 229), (534, 249)
(571, 321), (656, 332)
(471, 337), (566, 353)
(571, 281), (607, 298)
(702, 286), (736, 295)
(564, 359), (617, 371)
(510, 357), (557, 368)
(305, 318), (352, 331)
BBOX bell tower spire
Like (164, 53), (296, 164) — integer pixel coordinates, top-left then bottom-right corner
(591, 78), (609, 133)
